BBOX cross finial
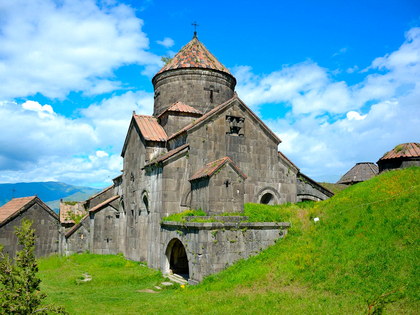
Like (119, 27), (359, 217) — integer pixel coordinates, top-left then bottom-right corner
(192, 21), (199, 38)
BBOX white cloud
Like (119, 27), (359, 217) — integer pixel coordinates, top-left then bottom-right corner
(240, 27), (420, 182)
(0, 89), (153, 186)
(346, 111), (366, 120)
(157, 37), (175, 48)
(0, 0), (162, 99)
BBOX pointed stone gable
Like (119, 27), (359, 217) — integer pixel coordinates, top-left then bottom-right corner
(190, 157), (247, 181)
(157, 101), (203, 118)
(156, 37), (231, 75)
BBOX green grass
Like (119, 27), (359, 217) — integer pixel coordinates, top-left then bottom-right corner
(39, 167), (420, 314)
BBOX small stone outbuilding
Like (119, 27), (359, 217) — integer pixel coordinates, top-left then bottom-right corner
(0, 196), (61, 258)
(337, 162), (379, 185)
(377, 143), (420, 173)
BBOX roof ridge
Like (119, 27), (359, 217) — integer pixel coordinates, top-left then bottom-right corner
(190, 156), (247, 181)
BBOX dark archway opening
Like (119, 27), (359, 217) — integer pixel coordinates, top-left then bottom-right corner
(169, 239), (189, 278)
(142, 195), (149, 214)
(260, 192), (274, 205)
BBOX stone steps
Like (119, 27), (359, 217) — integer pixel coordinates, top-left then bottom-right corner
(167, 273), (188, 285)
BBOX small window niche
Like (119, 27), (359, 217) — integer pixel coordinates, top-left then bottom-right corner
(226, 115), (245, 136)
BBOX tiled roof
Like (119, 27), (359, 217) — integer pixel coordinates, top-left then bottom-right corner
(190, 157), (247, 181)
(89, 195), (119, 213)
(59, 202), (85, 224)
(158, 101), (202, 118)
(134, 115), (167, 142)
(0, 196), (36, 223)
(145, 144), (189, 167)
(156, 37), (231, 75)
(378, 143), (420, 161)
(337, 162), (379, 184)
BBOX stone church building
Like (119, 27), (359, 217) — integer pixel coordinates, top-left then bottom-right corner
(1, 35), (332, 283)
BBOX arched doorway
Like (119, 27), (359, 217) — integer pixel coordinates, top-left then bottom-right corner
(260, 192), (274, 205)
(166, 239), (189, 279)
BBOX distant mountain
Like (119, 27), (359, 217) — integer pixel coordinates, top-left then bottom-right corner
(0, 182), (101, 212)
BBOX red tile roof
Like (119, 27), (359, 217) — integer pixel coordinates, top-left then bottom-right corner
(378, 143), (420, 161)
(190, 157), (247, 181)
(89, 195), (119, 213)
(0, 196), (36, 223)
(156, 37), (231, 75)
(158, 101), (202, 118)
(145, 144), (189, 167)
(134, 115), (167, 142)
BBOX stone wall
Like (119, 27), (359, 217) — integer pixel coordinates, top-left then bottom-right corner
(152, 69), (236, 116)
(297, 173), (334, 202)
(160, 220), (290, 283)
(0, 202), (60, 258)
(378, 159), (420, 173)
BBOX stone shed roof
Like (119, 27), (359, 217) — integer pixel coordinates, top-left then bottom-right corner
(378, 142), (420, 161)
(134, 115), (167, 142)
(157, 101), (202, 118)
(337, 162), (379, 185)
(89, 195), (120, 214)
(0, 196), (58, 226)
(156, 36), (231, 75)
(190, 157), (247, 181)
(144, 143), (189, 168)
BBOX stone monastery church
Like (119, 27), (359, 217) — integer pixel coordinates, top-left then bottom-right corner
(0, 35), (332, 284)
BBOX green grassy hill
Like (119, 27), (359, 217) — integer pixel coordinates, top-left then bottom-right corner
(38, 167), (419, 314)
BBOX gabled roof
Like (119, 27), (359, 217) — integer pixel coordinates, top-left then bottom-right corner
(144, 143), (189, 168)
(378, 143), (420, 161)
(0, 196), (59, 226)
(0, 196), (37, 223)
(167, 94), (281, 144)
(157, 101), (202, 118)
(190, 157), (247, 181)
(156, 37), (231, 75)
(89, 195), (120, 214)
(122, 114), (168, 157)
(337, 162), (378, 185)
(134, 115), (167, 142)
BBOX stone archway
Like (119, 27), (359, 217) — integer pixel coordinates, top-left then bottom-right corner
(256, 187), (281, 205)
(165, 238), (189, 279)
(260, 192), (274, 204)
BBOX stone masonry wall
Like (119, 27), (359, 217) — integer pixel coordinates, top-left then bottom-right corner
(0, 203), (60, 258)
(153, 69), (236, 116)
(160, 221), (290, 283)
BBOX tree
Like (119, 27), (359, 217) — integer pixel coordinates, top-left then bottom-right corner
(0, 219), (66, 314)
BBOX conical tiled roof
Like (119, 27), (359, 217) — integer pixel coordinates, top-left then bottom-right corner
(378, 143), (420, 161)
(337, 162), (378, 185)
(156, 37), (231, 75)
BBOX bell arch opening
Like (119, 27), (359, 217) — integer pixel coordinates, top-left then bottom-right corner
(165, 238), (189, 279)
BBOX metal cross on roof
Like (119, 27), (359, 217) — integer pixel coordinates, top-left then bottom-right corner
(192, 21), (199, 38)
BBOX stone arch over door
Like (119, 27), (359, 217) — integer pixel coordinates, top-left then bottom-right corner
(256, 187), (281, 205)
(164, 238), (190, 279)
(297, 194), (321, 202)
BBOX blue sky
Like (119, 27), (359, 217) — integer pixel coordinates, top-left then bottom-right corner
(0, 0), (419, 187)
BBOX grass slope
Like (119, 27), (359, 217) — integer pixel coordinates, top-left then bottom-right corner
(39, 168), (419, 314)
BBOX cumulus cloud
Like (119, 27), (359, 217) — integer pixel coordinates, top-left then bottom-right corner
(0, 90), (153, 187)
(157, 37), (175, 48)
(237, 27), (420, 181)
(0, 0), (162, 99)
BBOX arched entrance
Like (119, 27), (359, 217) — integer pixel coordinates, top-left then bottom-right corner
(165, 238), (189, 279)
(260, 192), (274, 204)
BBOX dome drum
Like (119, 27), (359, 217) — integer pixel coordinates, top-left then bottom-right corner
(152, 68), (236, 116)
